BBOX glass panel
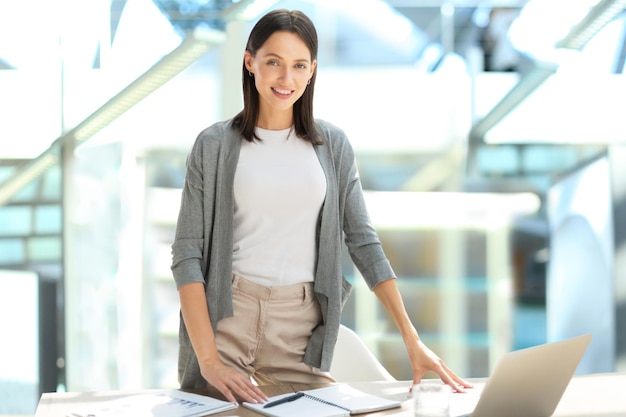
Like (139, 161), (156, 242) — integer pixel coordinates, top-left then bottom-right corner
(523, 146), (577, 172)
(0, 166), (16, 183)
(35, 205), (62, 234)
(477, 145), (519, 174)
(27, 237), (62, 262)
(12, 180), (39, 202)
(0, 206), (31, 235)
(41, 164), (62, 201)
(0, 239), (24, 264)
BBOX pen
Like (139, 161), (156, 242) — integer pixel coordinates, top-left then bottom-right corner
(263, 392), (305, 408)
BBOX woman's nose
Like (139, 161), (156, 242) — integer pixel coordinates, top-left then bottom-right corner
(279, 67), (293, 82)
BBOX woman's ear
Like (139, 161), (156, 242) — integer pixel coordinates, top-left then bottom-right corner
(310, 59), (317, 78)
(244, 50), (254, 73)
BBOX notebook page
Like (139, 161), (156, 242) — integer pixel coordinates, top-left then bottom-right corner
(304, 385), (402, 414)
(242, 392), (348, 417)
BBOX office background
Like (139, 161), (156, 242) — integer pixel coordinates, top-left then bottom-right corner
(0, 0), (625, 414)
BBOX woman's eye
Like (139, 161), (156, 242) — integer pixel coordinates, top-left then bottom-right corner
(296, 64), (307, 69)
(267, 60), (278, 66)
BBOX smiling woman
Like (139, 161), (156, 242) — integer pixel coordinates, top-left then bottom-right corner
(170, 8), (471, 405)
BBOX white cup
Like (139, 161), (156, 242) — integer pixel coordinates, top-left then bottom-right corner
(412, 382), (451, 417)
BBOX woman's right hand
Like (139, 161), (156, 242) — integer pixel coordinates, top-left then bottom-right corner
(178, 283), (268, 404)
(200, 359), (268, 404)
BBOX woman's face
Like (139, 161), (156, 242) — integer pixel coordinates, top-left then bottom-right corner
(245, 31), (316, 120)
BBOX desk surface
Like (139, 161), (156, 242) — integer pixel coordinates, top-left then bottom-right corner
(36, 373), (626, 417)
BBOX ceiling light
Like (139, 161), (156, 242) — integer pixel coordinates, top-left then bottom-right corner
(70, 27), (225, 144)
(0, 26), (224, 207)
(556, 0), (626, 50)
(0, 152), (58, 205)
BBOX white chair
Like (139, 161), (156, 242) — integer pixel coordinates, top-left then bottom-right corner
(330, 325), (396, 382)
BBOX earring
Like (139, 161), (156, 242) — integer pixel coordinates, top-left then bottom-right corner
(249, 71), (253, 77)
(307, 78), (311, 85)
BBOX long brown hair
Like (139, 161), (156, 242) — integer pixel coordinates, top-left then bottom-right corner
(232, 9), (323, 144)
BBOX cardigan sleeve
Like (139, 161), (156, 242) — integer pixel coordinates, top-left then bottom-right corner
(343, 153), (396, 289)
(323, 121), (397, 289)
(171, 127), (213, 289)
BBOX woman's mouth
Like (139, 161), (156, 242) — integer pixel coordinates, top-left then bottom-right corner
(272, 87), (294, 97)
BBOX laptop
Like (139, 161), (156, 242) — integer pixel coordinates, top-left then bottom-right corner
(455, 334), (592, 417)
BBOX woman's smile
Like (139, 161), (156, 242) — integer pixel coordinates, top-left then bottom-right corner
(245, 31), (316, 124)
(272, 87), (295, 98)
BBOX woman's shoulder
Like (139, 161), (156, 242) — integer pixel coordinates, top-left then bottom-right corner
(315, 118), (348, 140)
(195, 119), (239, 145)
(314, 119), (353, 153)
(187, 119), (240, 164)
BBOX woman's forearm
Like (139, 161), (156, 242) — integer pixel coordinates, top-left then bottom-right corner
(178, 282), (220, 366)
(373, 278), (419, 344)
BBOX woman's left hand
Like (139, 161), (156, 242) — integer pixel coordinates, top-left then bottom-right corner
(406, 337), (473, 393)
(373, 279), (472, 393)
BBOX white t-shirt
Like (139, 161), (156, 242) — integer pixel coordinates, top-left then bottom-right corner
(232, 126), (327, 286)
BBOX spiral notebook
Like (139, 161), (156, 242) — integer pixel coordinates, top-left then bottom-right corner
(242, 384), (401, 417)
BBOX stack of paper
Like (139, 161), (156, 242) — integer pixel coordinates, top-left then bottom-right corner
(67, 389), (238, 417)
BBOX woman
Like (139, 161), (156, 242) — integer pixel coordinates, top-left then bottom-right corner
(171, 8), (471, 404)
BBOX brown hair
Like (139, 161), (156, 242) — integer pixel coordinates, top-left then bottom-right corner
(232, 9), (322, 144)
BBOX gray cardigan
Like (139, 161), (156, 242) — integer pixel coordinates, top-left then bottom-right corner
(171, 118), (395, 388)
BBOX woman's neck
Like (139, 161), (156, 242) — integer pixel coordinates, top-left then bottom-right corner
(256, 108), (293, 130)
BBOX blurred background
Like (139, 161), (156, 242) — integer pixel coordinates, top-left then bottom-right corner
(1, 0), (625, 414)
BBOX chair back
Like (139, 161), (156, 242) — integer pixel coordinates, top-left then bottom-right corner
(329, 325), (396, 382)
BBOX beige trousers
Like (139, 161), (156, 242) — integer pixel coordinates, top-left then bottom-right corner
(215, 274), (336, 386)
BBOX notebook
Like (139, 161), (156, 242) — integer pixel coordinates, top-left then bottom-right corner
(242, 384), (402, 417)
(66, 389), (238, 417)
(455, 334), (592, 417)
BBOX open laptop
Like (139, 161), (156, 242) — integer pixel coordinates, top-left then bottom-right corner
(455, 334), (592, 417)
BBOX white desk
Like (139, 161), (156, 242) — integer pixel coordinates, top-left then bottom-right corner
(350, 372), (626, 416)
(35, 373), (626, 417)
(553, 372), (626, 416)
